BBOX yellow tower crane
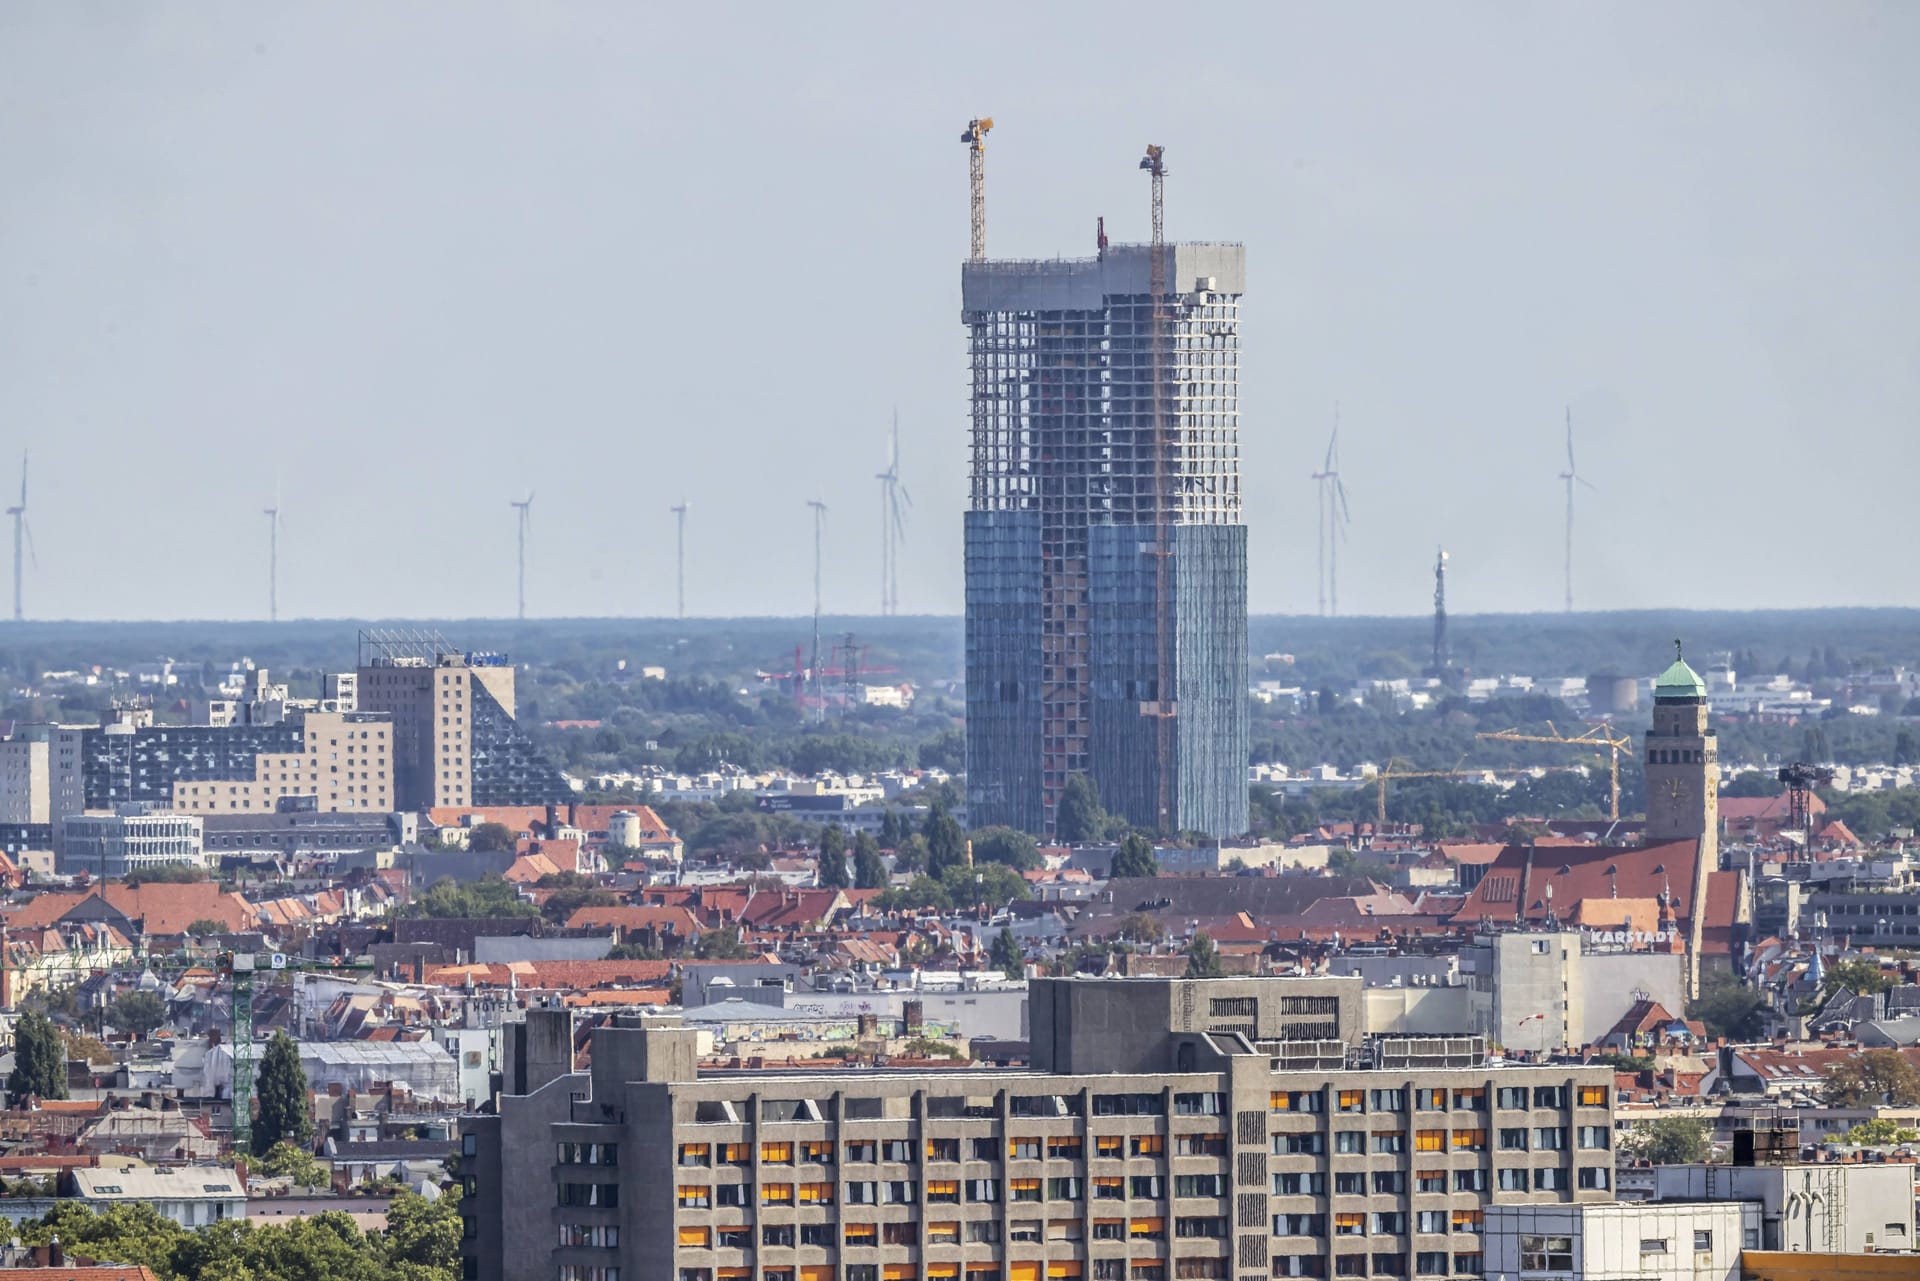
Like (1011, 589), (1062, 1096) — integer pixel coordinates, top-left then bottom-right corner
(1475, 722), (1636, 820)
(961, 117), (994, 262)
(1370, 758), (1523, 829)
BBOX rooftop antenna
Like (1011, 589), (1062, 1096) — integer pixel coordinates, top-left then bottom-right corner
(670, 499), (690, 620)
(876, 411), (911, 616)
(1559, 406), (1593, 613)
(263, 485), (284, 623)
(510, 492), (534, 621)
(5, 452), (32, 623)
(1429, 547), (1449, 676)
(808, 499), (828, 722)
(1311, 409), (1350, 616)
(961, 116), (994, 262)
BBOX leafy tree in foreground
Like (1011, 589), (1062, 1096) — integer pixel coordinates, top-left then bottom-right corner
(969, 826), (1041, 871)
(465, 821), (516, 852)
(852, 830), (888, 890)
(1110, 831), (1159, 880)
(1685, 975), (1766, 1041)
(1619, 1116), (1711, 1165)
(1843, 1117), (1920, 1147)
(8, 1009), (68, 1102)
(111, 990), (169, 1039)
(923, 806), (968, 879)
(817, 824), (849, 889)
(1185, 930), (1224, 978)
(1055, 775), (1105, 845)
(252, 1031), (314, 1157)
(1824, 1048), (1920, 1107)
(991, 927), (1022, 979)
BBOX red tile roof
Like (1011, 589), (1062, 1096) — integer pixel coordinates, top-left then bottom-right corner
(1450, 840), (1706, 926)
(565, 905), (702, 936)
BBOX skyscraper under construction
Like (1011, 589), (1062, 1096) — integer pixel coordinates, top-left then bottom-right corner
(963, 237), (1249, 838)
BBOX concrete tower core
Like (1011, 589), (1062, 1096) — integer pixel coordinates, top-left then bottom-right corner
(962, 243), (1249, 838)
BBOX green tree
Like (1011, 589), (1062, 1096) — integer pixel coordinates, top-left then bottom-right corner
(1110, 912), (1166, 945)
(1056, 775), (1105, 845)
(382, 1187), (463, 1276)
(533, 872), (617, 925)
(938, 862), (1030, 909)
(852, 830), (888, 890)
(990, 927), (1022, 978)
(256, 1138), (328, 1187)
(185, 918), (228, 938)
(924, 806), (968, 878)
(1823, 957), (1894, 997)
(413, 875), (537, 920)
(7, 1009), (68, 1102)
(1619, 1117), (1711, 1165)
(1843, 1117), (1920, 1147)
(466, 821), (516, 852)
(879, 810), (906, 849)
(817, 824), (850, 890)
(693, 925), (753, 960)
(891, 834), (930, 876)
(252, 1031), (314, 1156)
(874, 875), (954, 914)
(1685, 975), (1766, 1041)
(969, 826), (1041, 871)
(110, 990), (168, 1038)
(1110, 831), (1159, 880)
(1184, 930), (1224, 978)
(1824, 1048), (1920, 1107)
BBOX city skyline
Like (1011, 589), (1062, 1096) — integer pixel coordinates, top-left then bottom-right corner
(2, 4), (1915, 621)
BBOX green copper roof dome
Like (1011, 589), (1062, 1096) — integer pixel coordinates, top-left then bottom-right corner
(1653, 639), (1707, 701)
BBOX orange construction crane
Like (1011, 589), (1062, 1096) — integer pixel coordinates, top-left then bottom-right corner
(962, 117), (994, 262)
(1475, 722), (1635, 820)
(1140, 142), (1174, 832)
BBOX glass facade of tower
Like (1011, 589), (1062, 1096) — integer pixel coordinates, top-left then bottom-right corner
(963, 244), (1249, 838)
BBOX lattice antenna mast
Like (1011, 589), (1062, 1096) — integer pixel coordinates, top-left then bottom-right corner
(670, 500), (690, 620)
(962, 117), (994, 262)
(1431, 547), (1450, 675)
(1141, 142), (1174, 833)
(1559, 407), (1592, 613)
(808, 499), (828, 723)
(510, 492), (534, 621)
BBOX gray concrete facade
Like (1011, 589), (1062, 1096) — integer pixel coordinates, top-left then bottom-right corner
(463, 977), (1617, 1281)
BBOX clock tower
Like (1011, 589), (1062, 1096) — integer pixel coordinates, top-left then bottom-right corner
(1643, 639), (1719, 998)
(1644, 639), (1718, 846)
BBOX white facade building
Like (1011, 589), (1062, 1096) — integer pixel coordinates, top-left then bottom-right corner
(57, 804), (205, 877)
(1654, 1162), (1915, 1254)
(1485, 1201), (1756, 1281)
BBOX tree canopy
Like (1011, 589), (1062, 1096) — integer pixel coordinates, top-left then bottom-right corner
(1619, 1117), (1711, 1165)
(817, 824), (849, 889)
(110, 990), (168, 1038)
(1110, 831), (1159, 880)
(8, 1010), (68, 1102)
(252, 1031), (314, 1156)
(1824, 1048), (1920, 1107)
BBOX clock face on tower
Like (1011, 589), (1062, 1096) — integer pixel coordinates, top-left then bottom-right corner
(1665, 778), (1694, 804)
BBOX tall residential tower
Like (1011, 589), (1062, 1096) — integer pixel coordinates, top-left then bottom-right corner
(963, 243), (1249, 838)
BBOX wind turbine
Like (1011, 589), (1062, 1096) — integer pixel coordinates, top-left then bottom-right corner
(1559, 407), (1593, 613)
(1310, 409), (1351, 616)
(510, 492), (534, 621)
(5, 452), (33, 623)
(263, 488), (284, 623)
(670, 499), (690, 620)
(876, 412), (911, 615)
(807, 499), (828, 722)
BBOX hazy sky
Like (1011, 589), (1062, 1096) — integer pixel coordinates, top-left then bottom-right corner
(2, 3), (1915, 622)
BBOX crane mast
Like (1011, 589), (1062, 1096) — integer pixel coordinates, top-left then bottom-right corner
(1141, 143), (1174, 832)
(962, 117), (993, 262)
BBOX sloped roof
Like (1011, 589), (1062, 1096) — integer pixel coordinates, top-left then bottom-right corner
(1653, 650), (1707, 700)
(565, 905), (702, 935)
(1450, 839), (1704, 925)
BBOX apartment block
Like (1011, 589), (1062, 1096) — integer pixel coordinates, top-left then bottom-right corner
(167, 711), (393, 815)
(59, 804), (204, 878)
(0, 733), (50, 824)
(355, 634), (571, 811)
(462, 977), (1616, 1281)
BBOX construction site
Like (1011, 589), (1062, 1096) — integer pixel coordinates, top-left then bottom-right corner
(961, 122), (1249, 839)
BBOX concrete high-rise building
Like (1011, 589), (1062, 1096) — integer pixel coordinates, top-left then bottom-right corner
(0, 731), (50, 825)
(354, 632), (572, 812)
(963, 244), (1249, 838)
(461, 976), (1618, 1281)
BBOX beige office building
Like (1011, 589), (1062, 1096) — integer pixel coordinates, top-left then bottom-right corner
(169, 711), (393, 814)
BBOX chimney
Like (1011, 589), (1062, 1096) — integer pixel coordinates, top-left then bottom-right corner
(48, 1235), (62, 1267)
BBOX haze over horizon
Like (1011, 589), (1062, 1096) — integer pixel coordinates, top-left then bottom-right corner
(3, 3), (1914, 622)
